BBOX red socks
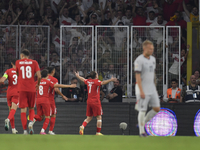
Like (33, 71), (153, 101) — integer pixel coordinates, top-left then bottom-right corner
(21, 112), (27, 130)
(34, 114), (42, 122)
(29, 109), (35, 122)
(49, 117), (56, 131)
(42, 118), (50, 131)
(10, 117), (15, 129)
(8, 109), (16, 129)
(8, 109), (16, 120)
(82, 121), (88, 127)
(97, 127), (101, 133)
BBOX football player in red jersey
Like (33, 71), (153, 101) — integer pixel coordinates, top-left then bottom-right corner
(75, 71), (117, 135)
(15, 49), (41, 135)
(33, 69), (76, 134)
(0, 59), (18, 134)
(47, 66), (68, 135)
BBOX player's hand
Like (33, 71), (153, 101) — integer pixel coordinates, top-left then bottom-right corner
(140, 91), (145, 99)
(63, 96), (68, 101)
(70, 84), (77, 88)
(75, 71), (79, 77)
(35, 84), (39, 91)
(111, 76), (117, 81)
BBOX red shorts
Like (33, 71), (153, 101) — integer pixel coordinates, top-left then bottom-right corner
(7, 95), (19, 107)
(19, 91), (36, 108)
(50, 103), (57, 115)
(36, 103), (51, 116)
(86, 103), (103, 117)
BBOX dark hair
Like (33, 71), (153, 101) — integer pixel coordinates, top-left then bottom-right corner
(11, 58), (17, 65)
(88, 71), (97, 79)
(115, 79), (120, 83)
(118, 21), (124, 25)
(47, 66), (55, 74)
(41, 69), (49, 78)
(149, 11), (155, 14)
(171, 78), (178, 83)
(21, 49), (30, 56)
(193, 70), (200, 74)
(71, 77), (78, 81)
(157, 14), (163, 18)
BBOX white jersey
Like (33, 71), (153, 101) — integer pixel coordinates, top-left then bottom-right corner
(134, 54), (156, 95)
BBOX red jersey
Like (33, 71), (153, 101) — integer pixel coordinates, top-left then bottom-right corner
(84, 79), (102, 104)
(16, 58), (40, 92)
(3, 68), (18, 96)
(48, 75), (58, 104)
(36, 79), (55, 104)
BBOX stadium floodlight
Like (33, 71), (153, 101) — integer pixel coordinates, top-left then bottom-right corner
(145, 108), (178, 136)
(119, 122), (127, 135)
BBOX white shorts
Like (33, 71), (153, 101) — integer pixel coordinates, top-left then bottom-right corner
(135, 91), (160, 111)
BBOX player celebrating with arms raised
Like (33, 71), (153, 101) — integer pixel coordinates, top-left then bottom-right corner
(16, 49), (41, 135)
(75, 71), (117, 135)
(134, 40), (160, 137)
(0, 59), (18, 134)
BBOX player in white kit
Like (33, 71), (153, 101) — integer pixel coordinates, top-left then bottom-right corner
(134, 40), (160, 137)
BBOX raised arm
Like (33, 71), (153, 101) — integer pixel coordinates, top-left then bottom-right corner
(101, 76), (117, 85)
(75, 71), (85, 82)
(183, 0), (190, 18)
(59, 3), (68, 17)
(54, 84), (76, 88)
(184, 45), (190, 59)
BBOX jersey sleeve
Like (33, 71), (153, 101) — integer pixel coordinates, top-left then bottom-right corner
(134, 58), (142, 72)
(49, 81), (55, 89)
(55, 78), (58, 84)
(95, 80), (102, 86)
(84, 79), (88, 85)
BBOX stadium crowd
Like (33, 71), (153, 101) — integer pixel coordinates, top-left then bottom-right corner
(0, 0), (199, 102)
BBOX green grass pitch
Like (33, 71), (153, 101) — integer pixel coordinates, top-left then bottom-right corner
(0, 134), (199, 150)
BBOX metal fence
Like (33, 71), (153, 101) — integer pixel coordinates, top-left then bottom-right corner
(19, 25), (50, 69)
(0, 25), (182, 99)
(0, 25), (18, 98)
(166, 26), (181, 89)
(60, 25), (94, 88)
(131, 26), (165, 96)
(95, 26), (129, 96)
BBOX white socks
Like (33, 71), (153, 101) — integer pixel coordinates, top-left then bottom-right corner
(138, 109), (158, 134)
(145, 109), (158, 124)
(138, 111), (146, 134)
(41, 128), (45, 133)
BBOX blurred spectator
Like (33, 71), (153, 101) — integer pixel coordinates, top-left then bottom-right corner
(149, 14), (167, 44)
(181, 75), (200, 103)
(49, 51), (60, 66)
(106, 79), (123, 102)
(194, 70), (200, 85)
(63, 77), (82, 102)
(146, 11), (156, 25)
(166, 11), (187, 30)
(162, 0), (180, 22)
(132, 7), (146, 26)
(183, 0), (199, 23)
(59, 3), (76, 26)
(103, 64), (120, 94)
(163, 78), (181, 103)
(168, 45), (189, 82)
